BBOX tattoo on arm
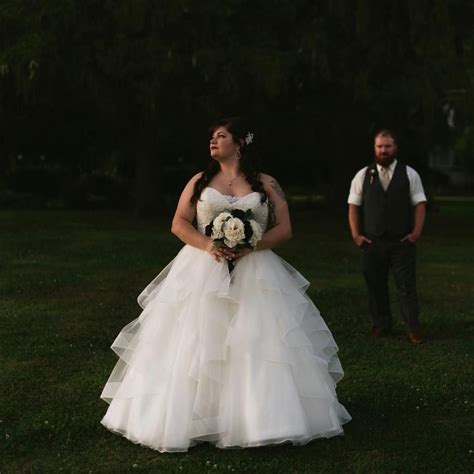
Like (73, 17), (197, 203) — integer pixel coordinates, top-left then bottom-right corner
(267, 199), (277, 229)
(270, 179), (287, 202)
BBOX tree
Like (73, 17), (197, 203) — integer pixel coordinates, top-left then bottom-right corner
(1, 0), (473, 211)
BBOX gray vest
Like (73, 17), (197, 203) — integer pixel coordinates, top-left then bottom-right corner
(361, 162), (413, 239)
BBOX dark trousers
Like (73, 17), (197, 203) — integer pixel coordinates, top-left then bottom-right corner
(361, 238), (420, 332)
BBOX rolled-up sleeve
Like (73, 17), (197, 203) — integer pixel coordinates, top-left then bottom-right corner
(347, 168), (367, 206)
(407, 167), (427, 205)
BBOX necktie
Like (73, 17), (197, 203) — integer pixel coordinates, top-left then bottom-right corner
(379, 167), (390, 191)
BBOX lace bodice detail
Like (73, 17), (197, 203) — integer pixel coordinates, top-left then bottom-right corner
(196, 187), (268, 234)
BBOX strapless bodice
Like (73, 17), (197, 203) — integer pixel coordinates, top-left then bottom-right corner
(196, 187), (268, 234)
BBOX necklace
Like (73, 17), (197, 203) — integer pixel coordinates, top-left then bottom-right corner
(222, 173), (242, 187)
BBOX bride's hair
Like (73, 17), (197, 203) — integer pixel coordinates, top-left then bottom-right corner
(190, 116), (267, 204)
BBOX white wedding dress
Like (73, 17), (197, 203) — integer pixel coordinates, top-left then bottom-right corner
(100, 187), (351, 452)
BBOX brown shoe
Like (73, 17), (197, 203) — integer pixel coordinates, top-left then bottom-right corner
(407, 332), (425, 344)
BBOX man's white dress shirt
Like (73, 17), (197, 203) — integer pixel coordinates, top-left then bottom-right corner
(347, 159), (427, 206)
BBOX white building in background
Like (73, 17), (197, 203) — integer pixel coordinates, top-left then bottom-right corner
(429, 146), (471, 189)
(428, 94), (474, 192)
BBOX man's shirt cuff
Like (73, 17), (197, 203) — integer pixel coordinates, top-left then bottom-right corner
(347, 194), (362, 206)
(411, 193), (427, 206)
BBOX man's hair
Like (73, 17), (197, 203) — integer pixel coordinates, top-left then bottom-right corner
(374, 129), (398, 145)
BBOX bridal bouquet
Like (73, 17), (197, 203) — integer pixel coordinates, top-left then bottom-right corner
(205, 209), (263, 250)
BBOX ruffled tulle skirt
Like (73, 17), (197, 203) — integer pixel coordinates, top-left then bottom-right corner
(100, 246), (351, 452)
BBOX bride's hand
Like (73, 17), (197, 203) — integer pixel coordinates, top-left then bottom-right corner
(231, 247), (253, 263)
(206, 241), (236, 262)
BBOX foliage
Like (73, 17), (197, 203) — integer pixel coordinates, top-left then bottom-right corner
(1, 1), (474, 212)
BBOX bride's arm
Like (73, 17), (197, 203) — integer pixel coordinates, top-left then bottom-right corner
(256, 174), (292, 251)
(171, 174), (227, 261)
(171, 173), (206, 249)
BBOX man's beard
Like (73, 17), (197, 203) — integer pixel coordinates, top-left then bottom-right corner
(375, 154), (396, 167)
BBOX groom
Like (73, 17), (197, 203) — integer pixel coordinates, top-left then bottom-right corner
(347, 130), (427, 343)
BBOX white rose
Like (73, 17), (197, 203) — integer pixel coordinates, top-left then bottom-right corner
(249, 219), (263, 247)
(211, 228), (224, 239)
(223, 217), (245, 247)
(224, 238), (239, 248)
(212, 212), (232, 239)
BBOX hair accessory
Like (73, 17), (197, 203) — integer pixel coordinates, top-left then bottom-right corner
(244, 131), (254, 145)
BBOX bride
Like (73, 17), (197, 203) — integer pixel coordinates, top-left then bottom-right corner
(100, 117), (351, 452)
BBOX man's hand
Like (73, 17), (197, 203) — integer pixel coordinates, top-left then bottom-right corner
(401, 232), (421, 243)
(348, 204), (371, 247)
(403, 203), (426, 243)
(353, 234), (372, 247)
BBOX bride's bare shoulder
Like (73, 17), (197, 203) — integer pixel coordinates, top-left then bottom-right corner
(259, 173), (275, 184)
(259, 173), (287, 202)
(259, 173), (283, 190)
(178, 172), (204, 198)
(184, 171), (204, 188)
(190, 171), (204, 182)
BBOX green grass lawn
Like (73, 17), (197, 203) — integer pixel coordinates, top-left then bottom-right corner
(1, 205), (473, 473)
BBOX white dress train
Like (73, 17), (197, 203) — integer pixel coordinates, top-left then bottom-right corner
(100, 187), (351, 452)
